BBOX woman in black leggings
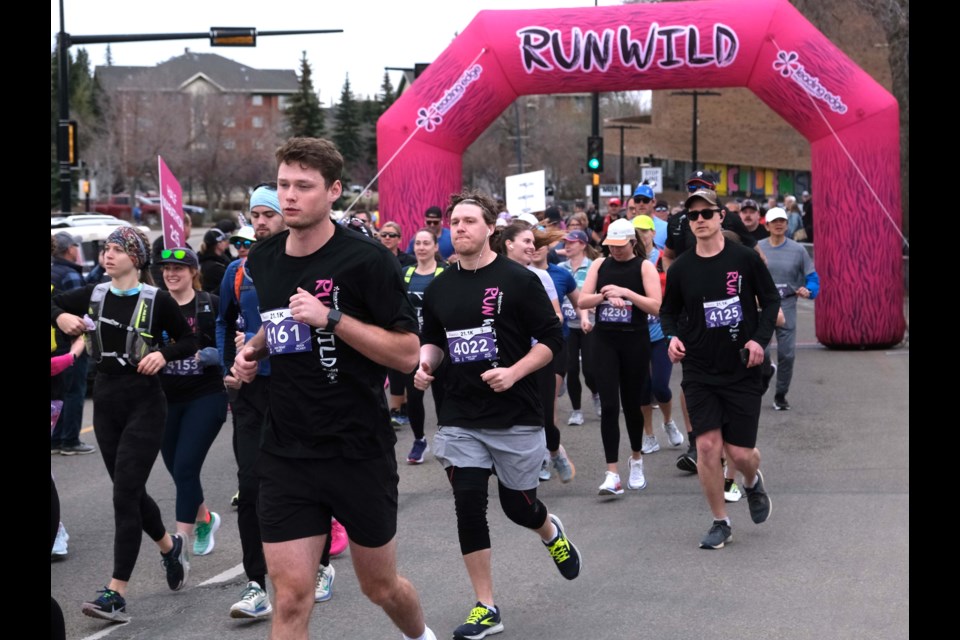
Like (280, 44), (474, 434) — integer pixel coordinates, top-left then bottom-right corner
(579, 219), (662, 497)
(51, 227), (197, 622)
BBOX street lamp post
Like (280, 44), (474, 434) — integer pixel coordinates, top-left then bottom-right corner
(670, 90), (721, 170)
(54, 0), (342, 213)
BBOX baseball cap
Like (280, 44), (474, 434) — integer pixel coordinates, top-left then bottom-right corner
(765, 207), (788, 222)
(424, 206), (443, 220)
(564, 230), (589, 244)
(654, 201), (669, 212)
(686, 170), (717, 188)
(157, 247), (200, 269)
(633, 184), (655, 200)
(741, 199), (760, 211)
(230, 226), (257, 244)
(53, 232), (81, 254)
(608, 198), (621, 207)
(685, 189), (719, 209)
(603, 218), (636, 246)
(632, 215), (656, 231)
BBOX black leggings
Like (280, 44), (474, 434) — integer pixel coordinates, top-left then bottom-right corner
(93, 373), (169, 582)
(446, 467), (548, 555)
(592, 330), (651, 463)
(51, 477), (65, 640)
(566, 328), (597, 410)
(392, 367), (446, 441)
(233, 376), (269, 587)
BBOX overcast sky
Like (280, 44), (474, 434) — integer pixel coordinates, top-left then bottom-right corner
(52, 0), (624, 104)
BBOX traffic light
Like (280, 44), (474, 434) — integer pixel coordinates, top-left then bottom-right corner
(80, 179), (90, 194)
(60, 120), (79, 167)
(587, 135), (603, 173)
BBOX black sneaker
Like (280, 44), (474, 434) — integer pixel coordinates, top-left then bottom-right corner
(453, 602), (504, 639)
(161, 533), (190, 591)
(81, 587), (129, 623)
(543, 515), (582, 580)
(744, 470), (772, 524)
(699, 520), (733, 549)
(773, 394), (790, 411)
(676, 442), (698, 474)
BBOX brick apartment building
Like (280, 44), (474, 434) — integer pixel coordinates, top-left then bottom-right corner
(95, 51), (299, 201)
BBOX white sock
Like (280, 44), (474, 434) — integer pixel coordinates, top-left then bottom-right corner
(403, 626), (436, 640)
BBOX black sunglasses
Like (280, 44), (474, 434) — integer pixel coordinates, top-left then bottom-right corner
(232, 239), (254, 248)
(380, 232), (400, 239)
(634, 197), (652, 204)
(425, 218), (442, 225)
(687, 209), (720, 221)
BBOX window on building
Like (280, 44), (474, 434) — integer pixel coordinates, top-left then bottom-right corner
(252, 94), (264, 106)
(223, 116), (236, 128)
(224, 139), (236, 150)
(225, 95), (235, 106)
(252, 116), (264, 128)
(278, 96), (290, 111)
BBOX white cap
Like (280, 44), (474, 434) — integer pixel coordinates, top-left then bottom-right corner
(603, 218), (636, 246)
(514, 212), (539, 226)
(764, 207), (788, 223)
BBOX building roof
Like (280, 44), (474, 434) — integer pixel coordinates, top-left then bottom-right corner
(96, 51), (299, 94)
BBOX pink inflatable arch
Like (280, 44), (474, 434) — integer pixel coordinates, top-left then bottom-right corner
(378, 0), (904, 348)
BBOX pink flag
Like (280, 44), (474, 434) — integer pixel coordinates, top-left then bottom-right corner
(158, 156), (185, 250)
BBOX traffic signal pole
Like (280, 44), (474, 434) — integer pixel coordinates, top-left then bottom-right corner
(591, 91), (599, 211)
(54, 0), (341, 213)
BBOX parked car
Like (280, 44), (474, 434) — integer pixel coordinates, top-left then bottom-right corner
(51, 214), (150, 274)
(139, 196), (207, 222)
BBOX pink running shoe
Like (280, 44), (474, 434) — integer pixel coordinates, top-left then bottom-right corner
(329, 518), (348, 557)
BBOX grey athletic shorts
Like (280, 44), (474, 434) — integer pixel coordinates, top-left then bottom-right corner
(433, 425), (546, 491)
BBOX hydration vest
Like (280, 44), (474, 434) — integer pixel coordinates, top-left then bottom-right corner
(85, 283), (159, 365)
(403, 265), (445, 283)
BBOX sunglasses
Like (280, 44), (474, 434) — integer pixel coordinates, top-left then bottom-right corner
(161, 249), (187, 260)
(634, 197), (652, 204)
(380, 232), (400, 239)
(425, 219), (441, 225)
(687, 209), (720, 221)
(687, 183), (714, 192)
(232, 239), (254, 248)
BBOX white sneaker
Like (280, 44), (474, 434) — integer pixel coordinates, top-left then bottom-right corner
(567, 410), (584, 426)
(662, 419), (684, 447)
(641, 434), (660, 454)
(315, 564), (336, 602)
(598, 471), (623, 496)
(592, 393), (602, 417)
(52, 522), (69, 558)
(230, 581), (273, 619)
(539, 459), (552, 482)
(627, 457), (647, 490)
(724, 479), (742, 503)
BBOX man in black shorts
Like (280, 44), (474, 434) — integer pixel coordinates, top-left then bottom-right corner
(414, 190), (582, 640)
(660, 187), (779, 550)
(232, 137), (435, 640)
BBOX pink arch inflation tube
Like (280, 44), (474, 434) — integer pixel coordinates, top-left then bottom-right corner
(377, 0), (904, 347)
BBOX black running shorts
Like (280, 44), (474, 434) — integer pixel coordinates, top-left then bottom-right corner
(681, 378), (762, 449)
(256, 450), (399, 547)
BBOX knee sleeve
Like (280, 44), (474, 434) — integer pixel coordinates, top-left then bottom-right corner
(448, 467), (492, 555)
(498, 483), (548, 531)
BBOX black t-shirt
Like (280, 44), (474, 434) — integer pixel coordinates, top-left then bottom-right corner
(747, 226), (770, 241)
(660, 241), (780, 384)
(420, 255), (563, 430)
(160, 291), (224, 403)
(246, 224), (419, 459)
(665, 207), (758, 256)
(51, 284), (197, 375)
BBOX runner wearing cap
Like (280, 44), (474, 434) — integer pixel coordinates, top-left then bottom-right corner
(415, 191), (581, 640)
(660, 188), (779, 549)
(156, 247), (227, 562)
(579, 218), (662, 496)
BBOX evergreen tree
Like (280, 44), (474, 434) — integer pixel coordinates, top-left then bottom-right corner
(285, 51), (325, 138)
(379, 72), (396, 111)
(332, 75), (362, 164)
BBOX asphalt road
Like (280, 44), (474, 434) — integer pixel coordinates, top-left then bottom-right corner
(51, 269), (909, 640)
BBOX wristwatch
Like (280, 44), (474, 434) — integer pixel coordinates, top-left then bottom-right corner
(326, 308), (343, 333)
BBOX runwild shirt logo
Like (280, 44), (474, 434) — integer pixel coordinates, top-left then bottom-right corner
(313, 278), (338, 374)
(726, 270), (742, 342)
(482, 287), (502, 368)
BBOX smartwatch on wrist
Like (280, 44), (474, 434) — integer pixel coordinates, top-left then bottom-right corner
(326, 308), (343, 333)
